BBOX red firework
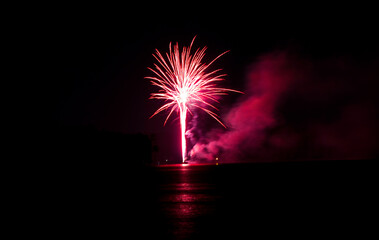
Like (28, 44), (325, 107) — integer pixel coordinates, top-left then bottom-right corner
(146, 37), (241, 162)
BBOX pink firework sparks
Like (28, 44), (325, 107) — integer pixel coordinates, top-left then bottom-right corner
(146, 37), (241, 163)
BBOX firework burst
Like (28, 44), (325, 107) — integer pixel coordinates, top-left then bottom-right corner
(146, 37), (241, 162)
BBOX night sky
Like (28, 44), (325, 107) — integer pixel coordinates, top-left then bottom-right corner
(50, 4), (378, 162)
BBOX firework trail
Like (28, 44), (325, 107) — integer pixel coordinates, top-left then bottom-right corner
(146, 37), (241, 163)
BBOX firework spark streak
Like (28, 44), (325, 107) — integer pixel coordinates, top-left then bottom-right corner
(146, 37), (241, 163)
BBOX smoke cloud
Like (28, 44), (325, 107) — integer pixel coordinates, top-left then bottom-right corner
(190, 51), (378, 162)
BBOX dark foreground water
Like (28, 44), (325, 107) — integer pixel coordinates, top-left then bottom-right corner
(45, 160), (376, 238)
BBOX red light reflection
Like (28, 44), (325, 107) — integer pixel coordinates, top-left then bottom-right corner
(159, 165), (219, 238)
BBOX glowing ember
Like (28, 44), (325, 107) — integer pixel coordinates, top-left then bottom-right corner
(146, 37), (241, 162)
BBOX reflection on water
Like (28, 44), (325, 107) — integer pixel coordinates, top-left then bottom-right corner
(158, 165), (220, 238)
(151, 161), (364, 238)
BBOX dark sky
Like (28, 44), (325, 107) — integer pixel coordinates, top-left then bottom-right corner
(49, 4), (378, 161)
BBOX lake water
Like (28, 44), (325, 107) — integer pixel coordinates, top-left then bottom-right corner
(48, 161), (375, 239)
